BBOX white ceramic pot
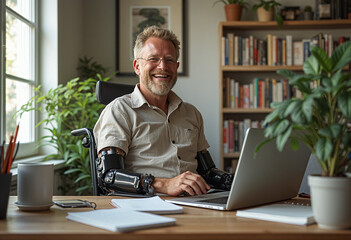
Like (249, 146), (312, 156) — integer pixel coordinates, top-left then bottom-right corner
(308, 175), (351, 229)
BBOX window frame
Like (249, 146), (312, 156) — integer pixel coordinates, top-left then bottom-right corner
(0, 0), (39, 159)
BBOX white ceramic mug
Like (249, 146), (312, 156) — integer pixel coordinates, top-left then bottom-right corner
(17, 163), (54, 206)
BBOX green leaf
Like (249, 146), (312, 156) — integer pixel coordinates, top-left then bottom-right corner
(277, 69), (296, 79)
(283, 99), (300, 117)
(318, 124), (342, 138)
(316, 138), (333, 161)
(274, 119), (290, 136)
(311, 46), (332, 74)
(338, 91), (351, 118)
(303, 55), (320, 75)
(291, 107), (307, 125)
(302, 96), (314, 123)
(74, 174), (90, 183)
(331, 41), (351, 72)
(290, 138), (300, 151)
(276, 126), (292, 151)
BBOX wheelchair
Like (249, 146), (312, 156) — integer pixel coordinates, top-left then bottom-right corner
(71, 80), (134, 196)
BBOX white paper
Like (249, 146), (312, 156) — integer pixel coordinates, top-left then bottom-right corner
(236, 203), (315, 225)
(110, 196), (183, 214)
(67, 208), (176, 232)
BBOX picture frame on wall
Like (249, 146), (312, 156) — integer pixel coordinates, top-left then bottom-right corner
(116, 0), (186, 76)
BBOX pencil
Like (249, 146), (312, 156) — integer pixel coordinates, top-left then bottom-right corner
(2, 136), (13, 174)
(6, 124), (19, 173)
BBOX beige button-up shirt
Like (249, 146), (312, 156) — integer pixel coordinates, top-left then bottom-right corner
(93, 85), (210, 178)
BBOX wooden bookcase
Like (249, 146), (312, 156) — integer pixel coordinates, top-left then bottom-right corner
(219, 19), (351, 171)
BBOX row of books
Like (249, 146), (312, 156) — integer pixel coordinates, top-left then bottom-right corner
(223, 119), (263, 154)
(222, 77), (301, 109)
(222, 33), (350, 67)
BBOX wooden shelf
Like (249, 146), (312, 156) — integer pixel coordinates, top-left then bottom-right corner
(223, 152), (240, 158)
(221, 65), (303, 72)
(222, 108), (273, 114)
(220, 19), (351, 31)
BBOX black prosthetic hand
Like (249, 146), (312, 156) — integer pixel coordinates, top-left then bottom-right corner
(96, 148), (154, 196)
(196, 151), (233, 190)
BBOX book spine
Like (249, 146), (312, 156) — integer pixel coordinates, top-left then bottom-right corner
(223, 120), (228, 154)
(286, 35), (293, 66)
(228, 33), (234, 66)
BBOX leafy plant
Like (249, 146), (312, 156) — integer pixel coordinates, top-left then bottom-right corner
(259, 41), (351, 177)
(76, 56), (108, 81)
(304, 5), (312, 12)
(252, 0), (283, 27)
(17, 57), (112, 195)
(252, 0), (281, 11)
(214, 0), (249, 9)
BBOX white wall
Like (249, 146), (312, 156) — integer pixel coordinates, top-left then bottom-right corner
(58, 0), (320, 167)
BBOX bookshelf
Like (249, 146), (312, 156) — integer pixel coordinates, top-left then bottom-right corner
(219, 19), (351, 172)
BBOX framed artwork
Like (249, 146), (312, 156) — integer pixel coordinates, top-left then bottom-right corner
(116, 0), (186, 76)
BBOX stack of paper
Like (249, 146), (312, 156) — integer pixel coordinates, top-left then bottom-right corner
(236, 203), (315, 225)
(67, 208), (176, 232)
(110, 196), (183, 214)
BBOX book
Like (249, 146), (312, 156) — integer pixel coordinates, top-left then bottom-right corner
(110, 196), (183, 214)
(236, 203), (315, 226)
(223, 120), (228, 154)
(67, 208), (176, 232)
(293, 41), (304, 66)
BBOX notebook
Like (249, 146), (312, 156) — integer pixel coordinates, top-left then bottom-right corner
(236, 200), (315, 225)
(166, 128), (311, 211)
(110, 196), (183, 214)
(66, 208), (176, 232)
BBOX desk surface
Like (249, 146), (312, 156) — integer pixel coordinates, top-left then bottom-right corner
(1, 196), (350, 240)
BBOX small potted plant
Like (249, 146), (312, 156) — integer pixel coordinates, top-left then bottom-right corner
(303, 5), (314, 20)
(252, 0), (283, 26)
(259, 41), (351, 229)
(214, 0), (249, 21)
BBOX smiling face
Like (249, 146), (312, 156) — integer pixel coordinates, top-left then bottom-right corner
(133, 37), (179, 97)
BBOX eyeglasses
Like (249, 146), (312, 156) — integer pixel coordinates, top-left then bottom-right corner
(136, 57), (178, 65)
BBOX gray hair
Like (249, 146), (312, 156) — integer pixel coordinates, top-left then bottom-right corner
(133, 26), (180, 59)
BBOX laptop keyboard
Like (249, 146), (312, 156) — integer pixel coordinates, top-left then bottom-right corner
(198, 196), (228, 204)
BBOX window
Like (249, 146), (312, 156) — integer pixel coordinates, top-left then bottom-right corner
(0, 0), (38, 159)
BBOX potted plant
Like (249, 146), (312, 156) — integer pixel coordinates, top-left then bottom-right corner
(259, 41), (351, 229)
(252, 0), (283, 26)
(214, 0), (249, 21)
(17, 57), (111, 195)
(303, 5), (314, 20)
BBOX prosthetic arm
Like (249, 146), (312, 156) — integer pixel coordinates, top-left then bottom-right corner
(196, 150), (233, 190)
(96, 148), (154, 196)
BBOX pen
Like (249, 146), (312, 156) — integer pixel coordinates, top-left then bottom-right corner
(6, 124), (19, 173)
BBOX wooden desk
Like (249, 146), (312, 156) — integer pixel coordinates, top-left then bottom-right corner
(0, 196), (350, 240)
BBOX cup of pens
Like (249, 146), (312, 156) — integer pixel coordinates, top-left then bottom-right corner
(0, 173), (12, 219)
(0, 124), (19, 218)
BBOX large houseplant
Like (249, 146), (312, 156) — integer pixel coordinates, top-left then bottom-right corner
(214, 0), (249, 21)
(252, 0), (283, 26)
(260, 41), (351, 229)
(17, 57), (110, 195)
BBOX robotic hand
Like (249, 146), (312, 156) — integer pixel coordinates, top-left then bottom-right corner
(196, 150), (233, 191)
(96, 148), (154, 196)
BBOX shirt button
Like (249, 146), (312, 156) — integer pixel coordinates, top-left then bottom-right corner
(172, 140), (175, 144)
(168, 119), (170, 123)
(178, 156), (181, 159)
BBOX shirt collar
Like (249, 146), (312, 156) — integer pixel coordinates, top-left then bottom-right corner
(131, 84), (182, 111)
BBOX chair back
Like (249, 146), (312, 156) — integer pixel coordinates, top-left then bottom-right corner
(96, 81), (135, 105)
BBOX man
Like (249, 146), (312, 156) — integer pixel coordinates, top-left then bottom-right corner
(94, 26), (232, 197)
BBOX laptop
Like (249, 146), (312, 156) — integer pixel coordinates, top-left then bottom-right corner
(166, 128), (311, 211)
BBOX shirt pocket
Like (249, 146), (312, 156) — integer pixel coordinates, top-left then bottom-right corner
(179, 128), (199, 151)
